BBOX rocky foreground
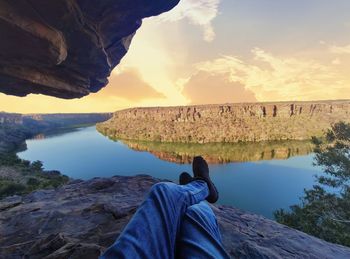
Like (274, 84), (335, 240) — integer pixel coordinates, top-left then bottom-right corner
(1, 175), (349, 258)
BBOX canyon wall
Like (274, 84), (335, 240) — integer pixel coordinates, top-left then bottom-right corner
(0, 112), (111, 153)
(0, 112), (23, 125)
(97, 100), (350, 143)
(0, 0), (179, 98)
(0, 113), (29, 153)
(23, 113), (112, 128)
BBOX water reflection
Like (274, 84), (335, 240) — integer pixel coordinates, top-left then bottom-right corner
(33, 127), (314, 164)
(31, 127), (80, 140)
(18, 126), (322, 218)
(113, 139), (314, 164)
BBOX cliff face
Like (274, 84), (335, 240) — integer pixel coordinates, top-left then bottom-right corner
(0, 113), (30, 153)
(0, 112), (23, 125)
(97, 100), (350, 143)
(23, 113), (112, 128)
(0, 112), (111, 153)
(1, 175), (349, 258)
(0, 0), (179, 98)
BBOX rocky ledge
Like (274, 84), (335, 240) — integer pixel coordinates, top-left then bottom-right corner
(1, 175), (349, 258)
(0, 0), (179, 98)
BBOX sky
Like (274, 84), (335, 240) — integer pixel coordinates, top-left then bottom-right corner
(1, 0), (350, 113)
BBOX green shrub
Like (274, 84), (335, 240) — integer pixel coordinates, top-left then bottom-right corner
(0, 154), (69, 199)
(31, 160), (44, 171)
(0, 181), (26, 198)
(275, 122), (350, 247)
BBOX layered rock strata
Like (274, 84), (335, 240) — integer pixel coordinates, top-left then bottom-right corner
(0, 0), (179, 98)
(97, 100), (350, 143)
(0, 112), (111, 153)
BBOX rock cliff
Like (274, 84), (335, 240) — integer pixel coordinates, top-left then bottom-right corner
(0, 113), (31, 153)
(0, 112), (23, 125)
(97, 100), (350, 143)
(1, 175), (349, 258)
(0, 112), (111, 153)
(0, 0), (179, 98)
(23, 113), (112, 129)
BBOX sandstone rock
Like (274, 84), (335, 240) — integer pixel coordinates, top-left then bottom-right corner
(0, 0), (179, 98)
(0, 115), (30, 153)
(0, 112), (111, 153)
(1, 175), (349, 258)
(23, 113), (112, 129)
(97, 100), (350, 143)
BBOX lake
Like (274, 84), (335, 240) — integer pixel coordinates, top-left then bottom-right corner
(17, 126), (323, 219)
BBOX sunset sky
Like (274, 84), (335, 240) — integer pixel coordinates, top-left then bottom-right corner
(1, 0), (350, 113)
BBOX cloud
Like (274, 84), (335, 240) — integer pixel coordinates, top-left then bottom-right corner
(182, 71), (256, 104)
(114, 19), (189, 106)
(330, 44), (350, 54)
(157, 0), (220, 42)
(101, 68), (166, 102)
(332, 58), (341, 65)
(186, 48), (350, 102)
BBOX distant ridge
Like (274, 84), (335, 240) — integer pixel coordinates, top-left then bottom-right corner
(0, 112), (112, 153)
(97, 100), (350, 143)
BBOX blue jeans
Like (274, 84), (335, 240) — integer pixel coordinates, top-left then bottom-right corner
(100, 181), (230, 259)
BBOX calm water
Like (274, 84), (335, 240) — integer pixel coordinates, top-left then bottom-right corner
(17, 126), (323, 219)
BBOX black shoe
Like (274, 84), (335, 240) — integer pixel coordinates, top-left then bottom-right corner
(192, 156), (219, 203)
(179, 172), (193, 185)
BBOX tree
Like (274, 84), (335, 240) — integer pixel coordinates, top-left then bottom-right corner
(31, 160), (44, 171)
(275, 121), (350, 247)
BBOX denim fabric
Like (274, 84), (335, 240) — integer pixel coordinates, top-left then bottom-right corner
(177, 202), (230, 259)
(100, 180), (230, 259)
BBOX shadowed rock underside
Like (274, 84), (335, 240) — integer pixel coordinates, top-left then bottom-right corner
(0, 0), (179, 99)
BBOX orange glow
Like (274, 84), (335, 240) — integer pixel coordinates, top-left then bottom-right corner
(1, 1), (350, 113)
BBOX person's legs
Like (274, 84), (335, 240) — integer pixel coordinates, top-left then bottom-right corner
(100, 180), (209, 259)
(177, 202), (230, 259)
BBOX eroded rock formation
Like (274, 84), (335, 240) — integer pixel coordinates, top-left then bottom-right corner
(0, 112), (111, 152)
(0, 0), (179, 98)
(1, 175), (349, 258)
(97, 100), (350, 143)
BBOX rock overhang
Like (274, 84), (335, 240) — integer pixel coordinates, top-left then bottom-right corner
(0, 0), (180, 99)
